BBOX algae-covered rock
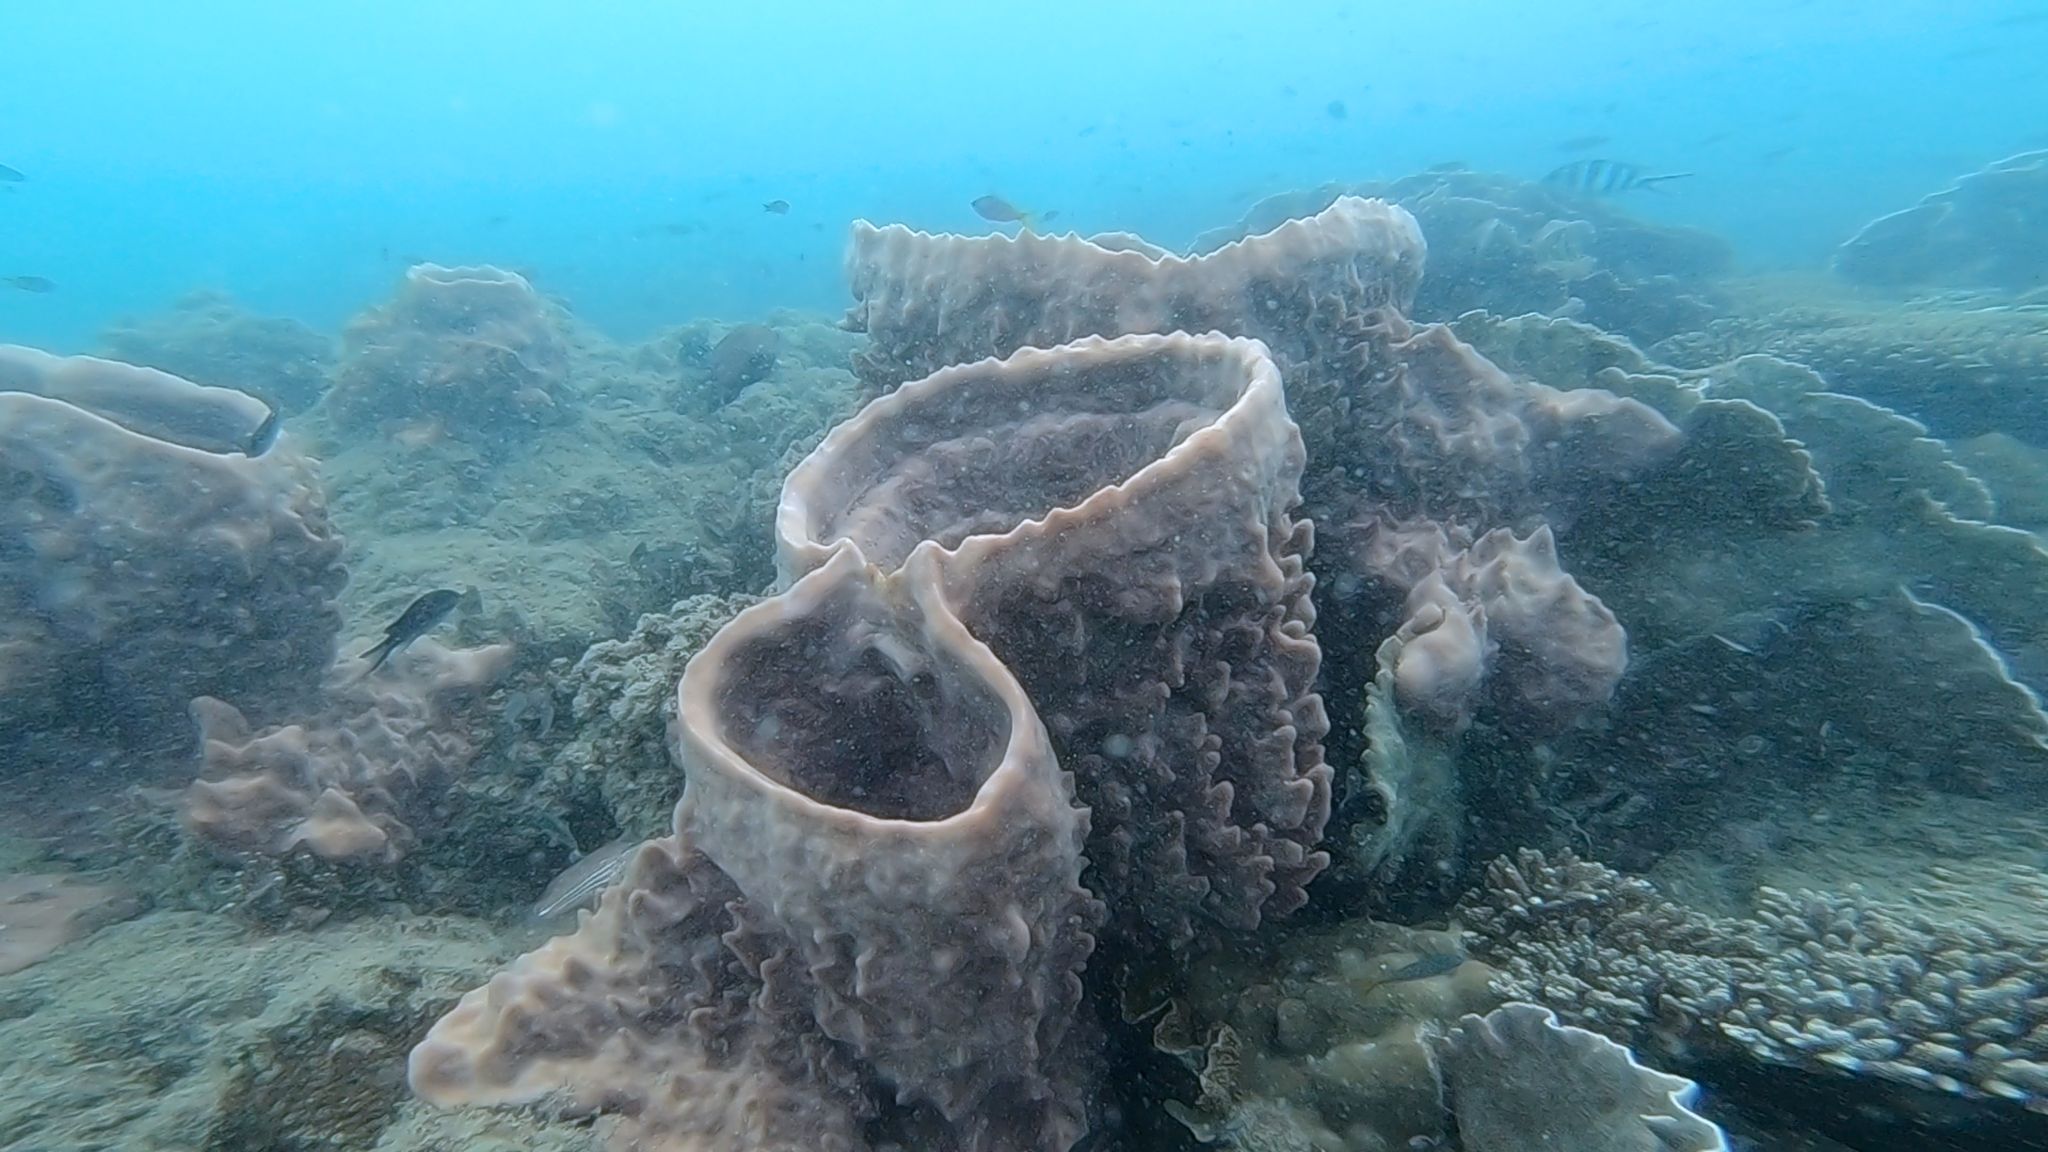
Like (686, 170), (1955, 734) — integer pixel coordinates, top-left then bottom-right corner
(0, 910), (602, 1151)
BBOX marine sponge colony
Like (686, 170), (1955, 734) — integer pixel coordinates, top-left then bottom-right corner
(402, 198), (1740, 1150)
(3, 155), (2048, 1151)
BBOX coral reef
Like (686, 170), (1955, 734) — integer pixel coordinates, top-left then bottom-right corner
(325, 263), (573, 447)
(1156, 918), (1500, 1151)
(1461, 850), (2048, 1119)
(0, 908), (600, 1151)
(0, 345), (346, 791)
(98, 289), (336, 413)
(1833, 150), (2048, 292)
(311, 309), (857, 649)
(1192, 166), (1733, 345)
(409, 332), (1330, 1149)
(538, 592), (758, 841)
(1443, 311), (2048, 866)
(1150, 920), (1726, 1151)
(183, 639), (513, 864)
(1652, 275), (2048, 443)
(1437, 1003), (1727, 1152)
(843, 197), (1676, 778)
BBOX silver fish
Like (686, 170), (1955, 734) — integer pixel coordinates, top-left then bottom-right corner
(1543, 159), (1693, 196)
(529, 838), (639, 922)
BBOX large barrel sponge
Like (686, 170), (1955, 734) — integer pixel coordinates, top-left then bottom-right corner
(781, 332), (1330, 948)
(844, 195), (1425, 403)
(0, 345), (344, 772)
(326, 263), (572, 444)
(410, 546), (1101, 1152)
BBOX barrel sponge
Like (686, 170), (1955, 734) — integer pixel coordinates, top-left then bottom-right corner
(844, 195), (1425, 399)
(780, 332), (1330, 948)
(327, 263), (571, 440)
(0, 345), (344, 762)
(411, 547), (1101, 1151)
(183, 639), (513, 862)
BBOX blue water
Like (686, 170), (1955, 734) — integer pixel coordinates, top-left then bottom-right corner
(2, 0), (2044, 346)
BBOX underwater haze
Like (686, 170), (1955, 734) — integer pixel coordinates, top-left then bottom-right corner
(7, 2), (2048, 1151)
(3, 0), (2046, 345)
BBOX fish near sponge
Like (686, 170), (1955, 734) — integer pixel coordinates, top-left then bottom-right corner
(0, 345), (344, 780)
(409, 332), (1330, 1149)
(412, 546), (1101, 1152)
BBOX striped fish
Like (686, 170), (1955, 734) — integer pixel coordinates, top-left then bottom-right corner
(1543, 159), (1694, 196)
(528, 837), (640, 922)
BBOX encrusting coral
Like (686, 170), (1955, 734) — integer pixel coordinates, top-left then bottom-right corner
(184, 639), (513, 864)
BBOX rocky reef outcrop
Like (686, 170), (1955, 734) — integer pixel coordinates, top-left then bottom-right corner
(1833, 150), (2048, 293)
(410, 331), (1329, 1151)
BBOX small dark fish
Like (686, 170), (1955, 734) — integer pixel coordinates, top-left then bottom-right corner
(0, 164), (22, 182)
(971, 194), (1035, 226)
(1354, 951), (1468, 999)
(762, 199), (790, 215)
(1555, 133), (1611, 152)
(3, 275), (54, 293)
(358, 589), (461, 674)
(1041, 209), (1062, 224)
(1543, 159), (1693, 196)
(243, 406), (281, 456)
(1759, 145), (1799, 165)
(1326, 100), (1348, 120)
(1424, 160), (1471, 174)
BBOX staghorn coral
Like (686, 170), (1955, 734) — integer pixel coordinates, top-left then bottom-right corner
(1460, 849), (2048, 1116)
(412, 545), (1101, 1152)
(0, 345), (345, 787)
(184, 639), (513, 864)
(325, 263), (573, 447)
(1833, 150), (2048, 293)
(780, 332), (1330, 948)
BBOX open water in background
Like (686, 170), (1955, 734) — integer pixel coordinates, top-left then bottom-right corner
(2, 0), (2045, 347)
